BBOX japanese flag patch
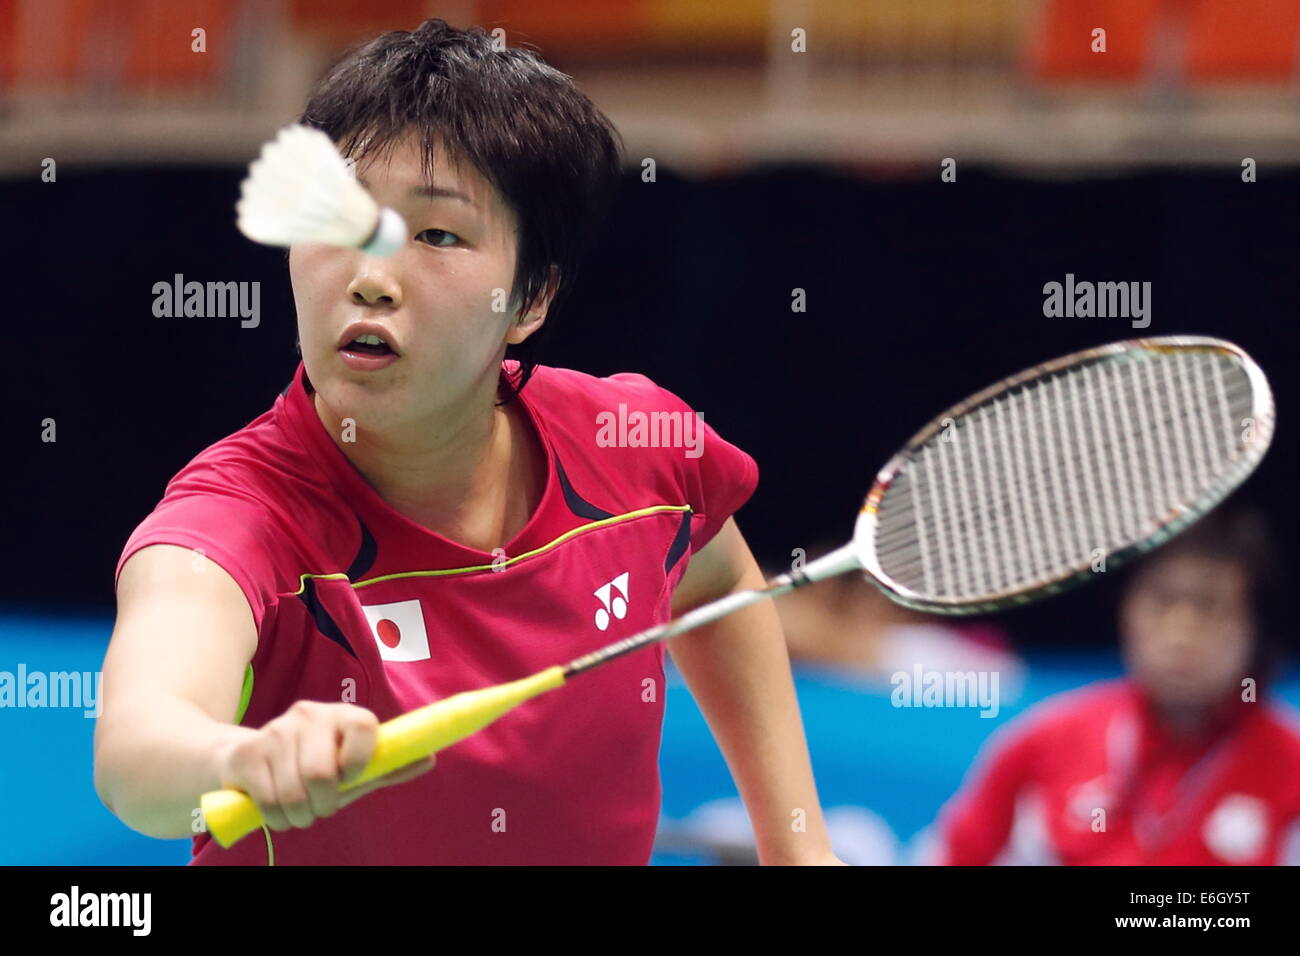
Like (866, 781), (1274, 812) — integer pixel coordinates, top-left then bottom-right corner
(360, 599), (431, 662)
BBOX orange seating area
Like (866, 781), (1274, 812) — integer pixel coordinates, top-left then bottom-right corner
(1185, 0), (1300, 81)
(1, 0), (1295, 94)
(1030, 0), (1300, 83)
(2, 0), (236, 92)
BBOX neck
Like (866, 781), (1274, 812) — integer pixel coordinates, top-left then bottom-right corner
(1149, 687), (1243, 745)
(1159, 703), (1210, 741)
(313, 370), (514, 532)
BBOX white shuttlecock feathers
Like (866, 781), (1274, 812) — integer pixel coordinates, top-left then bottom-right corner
(236, 124), (406, 256)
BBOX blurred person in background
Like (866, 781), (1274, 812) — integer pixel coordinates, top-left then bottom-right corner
(928, 504), (1300, 865)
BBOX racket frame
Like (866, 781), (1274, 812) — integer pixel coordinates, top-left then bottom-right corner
(855, 335), (1275, 615)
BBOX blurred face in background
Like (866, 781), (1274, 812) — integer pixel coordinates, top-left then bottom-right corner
(288, 131), (536, 430)
(1120, 551), (1254, 713)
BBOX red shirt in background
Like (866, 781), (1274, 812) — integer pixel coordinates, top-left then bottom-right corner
(934, 677), (1300, 865)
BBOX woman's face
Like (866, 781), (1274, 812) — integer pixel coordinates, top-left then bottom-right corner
(1120, 552), (1254, 711)
(289, 131), (538, 428)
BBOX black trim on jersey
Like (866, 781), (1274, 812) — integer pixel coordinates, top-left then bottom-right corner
(664, 509), (693, 575)
(555, 456), (615, 520)
(297, 577), (358, 659)
(346, 518), (378, 581)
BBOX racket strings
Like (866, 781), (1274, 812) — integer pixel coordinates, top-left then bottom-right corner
(874, 350), (1259, 602)
(876, 354), (1249, 554)
(880, 359), (1253, 597)
(885, 354), (1254, 597)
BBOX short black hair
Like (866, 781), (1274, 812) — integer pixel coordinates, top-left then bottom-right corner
(1127, 503), (1290, 689)
(297, 18), (624, 402)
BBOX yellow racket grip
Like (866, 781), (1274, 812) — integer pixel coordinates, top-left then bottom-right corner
(200, 665), (567, 848)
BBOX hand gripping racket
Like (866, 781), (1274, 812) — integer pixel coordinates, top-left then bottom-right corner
(201, 335), (1274, 847)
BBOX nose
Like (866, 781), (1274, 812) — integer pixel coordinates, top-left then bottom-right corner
(347, 260), (401, 309)
(1154, 600), (1205, 650)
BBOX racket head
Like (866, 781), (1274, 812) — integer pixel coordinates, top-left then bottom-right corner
(854, 336), (1274, 615)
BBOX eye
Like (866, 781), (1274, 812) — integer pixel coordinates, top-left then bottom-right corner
(416, 228), (461, 247)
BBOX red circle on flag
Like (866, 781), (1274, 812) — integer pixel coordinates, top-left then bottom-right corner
(376, 618), (402, 648)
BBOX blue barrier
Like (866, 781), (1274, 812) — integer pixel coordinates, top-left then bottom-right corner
(1, 610), (1294, 865)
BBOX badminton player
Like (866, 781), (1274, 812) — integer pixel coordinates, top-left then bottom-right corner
(94, 19), (842, 865)
(931, 505), (1300, 865)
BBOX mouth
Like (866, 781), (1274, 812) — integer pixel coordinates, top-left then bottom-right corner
(339, 335), (396, 358)
(336, 323), (401, 358)
(337, 329), (400, 371)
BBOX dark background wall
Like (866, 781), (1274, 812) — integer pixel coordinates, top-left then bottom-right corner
(6, 163), (1296, 651)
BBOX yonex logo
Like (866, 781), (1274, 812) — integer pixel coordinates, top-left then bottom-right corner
(593, 572), (630, 631)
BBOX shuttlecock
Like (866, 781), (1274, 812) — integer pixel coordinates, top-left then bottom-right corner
(236, 124), (407, 257)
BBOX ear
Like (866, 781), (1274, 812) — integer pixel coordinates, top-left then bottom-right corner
(506, 266), (560, 346)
